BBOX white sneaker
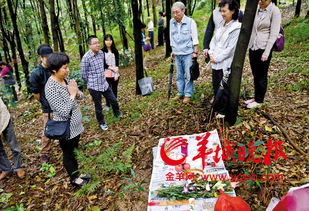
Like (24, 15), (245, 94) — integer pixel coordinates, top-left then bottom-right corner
(247, 101), (260, 109)
(216, 114), (225, 119)
(244, 99), (255, 104)
(100, 124), (108, 131)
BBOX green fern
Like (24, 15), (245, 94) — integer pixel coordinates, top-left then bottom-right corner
(74, 142), (135, 195)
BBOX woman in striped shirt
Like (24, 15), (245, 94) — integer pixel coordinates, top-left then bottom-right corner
(45, 52), (90, 187)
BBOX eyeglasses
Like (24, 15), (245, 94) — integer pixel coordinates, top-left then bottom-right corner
(91, 42), (100, 45)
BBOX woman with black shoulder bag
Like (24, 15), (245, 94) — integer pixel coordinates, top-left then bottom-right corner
(45, 52), (90, 187)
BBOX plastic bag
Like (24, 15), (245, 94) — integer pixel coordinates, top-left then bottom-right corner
(214, 189), (251, 211)
(138, 77), (153, 96)
(273, 183), (309, 211)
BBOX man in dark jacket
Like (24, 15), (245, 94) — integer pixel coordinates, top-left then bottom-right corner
(29, 45), (53, 163)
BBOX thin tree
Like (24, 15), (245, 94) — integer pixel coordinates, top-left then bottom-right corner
(131, 0), (144, 94)
(49, 0), (59, 51)
(0, 8), (21, 88)
(81, 0), (90, 38)
(55, 0), (65, 52)
(66, 0), (84, 59)
(165, 0), (172, 58)
(225, 0), (259, 125)
(7, 0), (30, 92)
(295, 0), (301, 18)
(146, 0), (150, 17)
(152, 0), (157, 26)
(38, 0), (50, 45)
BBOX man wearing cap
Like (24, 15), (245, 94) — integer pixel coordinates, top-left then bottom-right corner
(29, 44), (53, 163)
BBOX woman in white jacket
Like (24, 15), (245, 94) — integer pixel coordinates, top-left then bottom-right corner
(208, 0), (241, 118)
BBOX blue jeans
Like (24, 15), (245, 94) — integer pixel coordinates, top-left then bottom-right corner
(0, 119), (23, 172)
(175, 54), (193, 97)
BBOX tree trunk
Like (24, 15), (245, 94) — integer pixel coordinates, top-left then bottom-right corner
(73, 0), (84, 57)
(162, 0), (165, 11)
(131, 0), (144, 95)
(7, 0), (30, 92)
(119, 25), (129, 50)
(187, 0), (191, 15)
(2, 38), (11, 63)
(152, 0), (157, 26)
(91, 15), (96, 35)
(225, 0), (259, 125)
(295, 0), (301, 18)
(38, 0), (50, 44)
(0, 9), (11, 64)
(0, 8), (20, 87)
(99, 8), (106, 36)
(212, 0), (216, 10)
(139, 0), (144, 20)
(56, 0), (65, 52)
(81, 0), (90, 38)
(165, 0), (172, 58)
(146, 0), (150, 17)
(49, 0), (59, 51)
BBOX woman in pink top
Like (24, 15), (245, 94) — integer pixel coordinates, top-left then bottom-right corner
(101, 34), (120, 112)
(246, 0), (281, 108)
(0, 61), (18, 102)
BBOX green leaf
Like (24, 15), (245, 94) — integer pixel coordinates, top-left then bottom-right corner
(91, 206), (100, 211)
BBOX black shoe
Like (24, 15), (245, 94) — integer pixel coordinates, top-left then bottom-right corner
(71, 177), (88, 188)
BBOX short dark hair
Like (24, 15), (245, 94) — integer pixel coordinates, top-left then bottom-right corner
(46, 52), (70, 74)
(219, 0), (240, 20)
(88, 35), (98, 44)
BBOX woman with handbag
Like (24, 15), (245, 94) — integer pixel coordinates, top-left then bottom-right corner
(45, 52), (89, 187)
(246, 0), (281, 108)
(208, 0), (241, 118)
(102, 34), (120, 112)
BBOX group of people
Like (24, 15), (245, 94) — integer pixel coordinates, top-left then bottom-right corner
(141, 11), (166, 51)
(171, 0), (281, 118)
(0, 0), (281, 188)
(0, 34), (122, 187)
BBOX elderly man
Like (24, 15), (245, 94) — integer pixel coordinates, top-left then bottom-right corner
(170, 1), (199, 103)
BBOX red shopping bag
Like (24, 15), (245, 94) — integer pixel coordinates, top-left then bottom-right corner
(214, 189), (251, 211)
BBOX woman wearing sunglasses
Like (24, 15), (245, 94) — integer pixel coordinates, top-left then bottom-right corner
(246, 0), (281, 108)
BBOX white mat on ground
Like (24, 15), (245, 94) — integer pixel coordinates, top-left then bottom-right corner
(148, 129), (235, 211)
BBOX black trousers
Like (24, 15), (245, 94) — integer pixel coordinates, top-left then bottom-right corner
(88, 87), (120, 125)
(158, 27), (164, 46)
(59, 135), (80, 181)
(148, 31), (154, 49)
(212, 69), (229, 115)
(212, 69), (223, 96)
(106, 77), (119, 107)
(249, 49), (272, 103)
